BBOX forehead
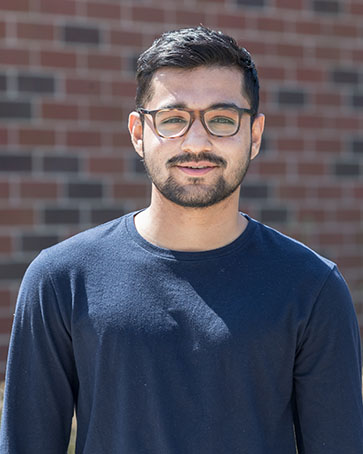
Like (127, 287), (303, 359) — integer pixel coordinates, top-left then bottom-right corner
(146, 66), (248, 110)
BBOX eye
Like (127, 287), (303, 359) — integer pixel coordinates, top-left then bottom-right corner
(209, 116), (236, 125)
(160, 116), (187, 125)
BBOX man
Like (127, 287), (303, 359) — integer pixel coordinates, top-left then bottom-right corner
(1, 26), (362, 453)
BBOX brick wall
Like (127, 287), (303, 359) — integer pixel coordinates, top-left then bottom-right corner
(0, 0), (362, 376)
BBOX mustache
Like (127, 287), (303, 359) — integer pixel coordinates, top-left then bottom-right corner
(166, 152), (227, 168)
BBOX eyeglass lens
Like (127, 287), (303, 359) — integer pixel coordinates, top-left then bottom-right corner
(155, 108), (240, 137)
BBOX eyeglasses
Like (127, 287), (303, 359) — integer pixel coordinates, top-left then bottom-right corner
(137, 105), (254, 138)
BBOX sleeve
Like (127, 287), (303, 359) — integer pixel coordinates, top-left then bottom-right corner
(0, 251), (78, 453)
(293, 265), (363, 453)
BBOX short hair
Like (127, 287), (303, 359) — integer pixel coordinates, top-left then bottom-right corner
(135, 26), (259, 117)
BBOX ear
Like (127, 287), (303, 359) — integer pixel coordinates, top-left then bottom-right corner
(250, 113), (265, 160)
(128, 111), (144, 157)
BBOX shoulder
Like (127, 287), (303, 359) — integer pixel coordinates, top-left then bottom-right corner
(245, 217), (340, 302)
(249, 217), (335, 274)
(248, 218), (357, 331)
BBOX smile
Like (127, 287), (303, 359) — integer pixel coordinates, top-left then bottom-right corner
(176, 164), (217, 176)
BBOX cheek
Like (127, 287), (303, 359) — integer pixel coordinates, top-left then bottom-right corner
(215, 136), (248, 159)
(143, 127), (168, 153)
(143, 130), (182, 163)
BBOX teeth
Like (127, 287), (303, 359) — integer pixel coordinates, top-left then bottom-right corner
(188, 166), (206, 169)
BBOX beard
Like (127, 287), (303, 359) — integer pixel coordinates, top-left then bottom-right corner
(142, 144), (252, 208)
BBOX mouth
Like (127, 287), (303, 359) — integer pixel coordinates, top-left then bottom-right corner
(176, 162), (218, 176)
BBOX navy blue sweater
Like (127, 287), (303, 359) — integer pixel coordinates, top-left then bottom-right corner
(1, 213), (363, 453)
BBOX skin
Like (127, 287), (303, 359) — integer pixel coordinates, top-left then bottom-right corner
(128, 66), (265, 252)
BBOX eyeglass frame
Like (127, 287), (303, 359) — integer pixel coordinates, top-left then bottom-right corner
(137, 104), (255, 139)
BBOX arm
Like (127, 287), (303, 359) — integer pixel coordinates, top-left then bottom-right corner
(0, 251), (77, 453)
(293, 266), (363, 453)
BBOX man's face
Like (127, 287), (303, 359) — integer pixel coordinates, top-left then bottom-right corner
(129, 66), (264, 208)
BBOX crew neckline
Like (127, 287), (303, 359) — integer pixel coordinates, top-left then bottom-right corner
(124, 210), (257, 261)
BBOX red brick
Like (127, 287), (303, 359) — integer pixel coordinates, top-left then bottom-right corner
(315, 186), (343, 199)
(258, 161), (287, 175)
(215, 13), (245, 29)
(354, 231), (363, 245)
(110, 30), (143, 47)
(112, 81), (137, 98)
(295, 19), (325, 35)
(87, 2), (121, 19)
(276, 43), (304, 58)
(296, 67), (325, 83)
(318, 233), (345, 246)
(331, 23), (358, 38)
(67, 130), (101, 147)
(112, 132), (132, 148)
(335, 209), (361, 222)
(299, 208), (327, 223)
(0, 346), (10, 369)
(114, 183), (148, 198)
(258, 64), (286, 80)
(265, 113), (287, 128)
(315, 139), (342, 153)
(352, 49), (363, 62)
(87, 53), (122, 71)
(297, 115), (325, 129)
(298, 162), (326, 175)
(0, 236), (12, 254)
(279, 185), (308, 199)
(19, 128), (56, 146)
(131, 6), (166, 23)
(240, 40), (269, 56)
(351, 2), (363, 14)
(42, 102), (79, 120)
(0, 317), (13, 334)
(0, 22), (5, 39)
(174, 10), (207, 26)
(66, 77), (101, 96)
(0, 182), (9, 198)
(328, 116), (360, 130)
(0, 48), (29, 66)
(17, 22), (54, 41)
(354, 186), (363, 199)
(0, 208), (33, 225)
(276, 138), (305, 151)
(88, 105), (123, 123)
(259, 90), (268, 105)
(40, 50), (77, 69)
(256, 17), (286, 33)
(20, 181), (58, 199)
(315, 46), (341, 60)
(1, 0), (29, 12)
(88, 156), (125, 174)
(315, 92), (342, 106)
(0, 289), (11, 308)
(39, 0), (76, 15)
(0, 129), (7, 145)
(335, 255), (362, 268)
(275, 0), (304, 8)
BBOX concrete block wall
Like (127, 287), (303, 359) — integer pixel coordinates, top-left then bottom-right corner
(0, 0), (362, 376)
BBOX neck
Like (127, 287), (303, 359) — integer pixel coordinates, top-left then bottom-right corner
(134, 187), (247, 252)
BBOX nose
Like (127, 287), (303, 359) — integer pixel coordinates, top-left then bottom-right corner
(181, 117), (212, 153)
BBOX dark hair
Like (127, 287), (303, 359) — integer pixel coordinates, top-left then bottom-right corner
(135, 26), (259, 117)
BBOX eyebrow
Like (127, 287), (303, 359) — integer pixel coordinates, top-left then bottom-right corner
(158, 102), (243, 110)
